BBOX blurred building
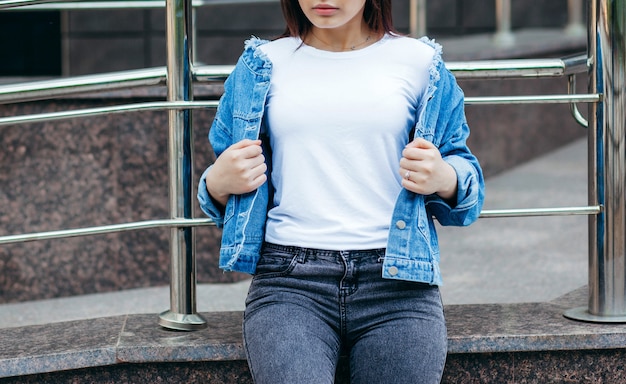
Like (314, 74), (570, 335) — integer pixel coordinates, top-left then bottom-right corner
(1, 0), (578, 76)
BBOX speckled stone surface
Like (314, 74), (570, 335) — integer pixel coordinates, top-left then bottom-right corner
(0, 362), (254, 384)
(2, 288), (626, 382)
(0, 316), (123, 378)
(117, 312), (245, 363)
(0, 312), (248, 380)
(448, 289), (626, 354)
(0, 26), (587, 303)
(0, 68), (586, 304)
(0, 92), (248, 304)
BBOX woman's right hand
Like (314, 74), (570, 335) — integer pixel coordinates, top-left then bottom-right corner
(204, 139), (267, 207)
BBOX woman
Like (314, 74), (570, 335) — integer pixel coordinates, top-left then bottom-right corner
(197, 0), (484, 381)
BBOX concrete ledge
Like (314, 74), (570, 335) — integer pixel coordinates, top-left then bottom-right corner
(2, 287), (626, 383)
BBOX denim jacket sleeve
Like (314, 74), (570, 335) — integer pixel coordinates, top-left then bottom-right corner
(197, 75), (236, 227)
(197, 37), (272, 230)
(416, 58), (484, 227)
(196, 53), (250, 228)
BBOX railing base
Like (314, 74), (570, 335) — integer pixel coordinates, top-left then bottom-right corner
(564, 306), (626, 323)
(158, 310), (207, 331)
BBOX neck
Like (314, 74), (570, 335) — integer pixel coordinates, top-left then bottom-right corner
(307, 26), (376, 52)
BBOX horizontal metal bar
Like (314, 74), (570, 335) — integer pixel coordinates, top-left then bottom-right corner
(0, 68), (166, 104)
(561, 54), (590, 76)
(447, 54), (588, 79)
(465, 93), (601, 105)
(480, 205), (602, 218)
(0, 0), (79, 9)
(0, 94), (599, 127)
(198, 57), (588, 82)
(0, 101), (218, 126)
(0, 218), (215, 245)
(0, 206), (598, 245)
(193, 65), (235, 82)
(0, 0), (277, 10)
(0, 65), (226, 105)
(0, 57), (593, 105)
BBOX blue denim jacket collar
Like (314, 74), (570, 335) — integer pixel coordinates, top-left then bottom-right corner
(198, 36), (485, 285)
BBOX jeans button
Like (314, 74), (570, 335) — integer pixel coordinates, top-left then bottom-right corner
(395, 220), (406, 229)
(388, 266), (399, 276)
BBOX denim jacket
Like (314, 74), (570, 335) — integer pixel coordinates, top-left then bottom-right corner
(198, 36), (485, 285)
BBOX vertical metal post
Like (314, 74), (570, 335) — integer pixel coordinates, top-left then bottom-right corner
(565, 0), (586, 37)
(565, 0), (626, 323)
(409, 0), (426, 38)
(192, 7), (198, 64)
(158, 0), (207, 330)
(493, 0), (515, 47)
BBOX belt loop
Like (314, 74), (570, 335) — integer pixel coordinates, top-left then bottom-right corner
(296, 247), (307, 264)
(377, 248), (386, 263)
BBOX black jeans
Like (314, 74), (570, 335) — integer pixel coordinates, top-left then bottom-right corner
(243, 242), (447, 384)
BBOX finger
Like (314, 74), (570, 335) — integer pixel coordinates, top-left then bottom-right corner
(399, 160), (416, 179)
(404, 139), (435, 158)
(231, 139), (262, 149)
(239, 144), (263, 159)
(228, 141), (263, 163)
(406, 138), (436, 149)
(243, 152), (266, 170)
(250, 163), (268, 184)
(399, 158), (413, 171)
(229, 140), (263, 159)
(242, 163), (268, 190)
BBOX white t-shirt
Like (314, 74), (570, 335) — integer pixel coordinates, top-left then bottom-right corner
(260, 34), (434, 250)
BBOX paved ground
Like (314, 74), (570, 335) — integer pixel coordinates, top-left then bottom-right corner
(438, 137), (588, 305)
(0, 138), (589, 328)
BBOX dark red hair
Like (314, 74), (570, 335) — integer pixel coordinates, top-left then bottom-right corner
(279, 0), (396, 39)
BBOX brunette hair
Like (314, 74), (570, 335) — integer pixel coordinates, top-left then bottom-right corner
(279, 0), (396, 39)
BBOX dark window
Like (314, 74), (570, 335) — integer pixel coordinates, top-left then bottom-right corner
(0, 12), (61, 76)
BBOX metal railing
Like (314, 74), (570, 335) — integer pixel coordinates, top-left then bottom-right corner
(5, 0), (587, 57)
(0, 0), (623, 327)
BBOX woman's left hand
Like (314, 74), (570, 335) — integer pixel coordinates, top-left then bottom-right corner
(399, 138), (458, 200)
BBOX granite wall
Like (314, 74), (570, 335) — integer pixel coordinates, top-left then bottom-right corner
(0, 90), (250, 304)
(0, 64), (588, 303)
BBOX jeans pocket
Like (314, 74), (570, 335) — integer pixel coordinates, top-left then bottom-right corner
(253, 246), (299, 278)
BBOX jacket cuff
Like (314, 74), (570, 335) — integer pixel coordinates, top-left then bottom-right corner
(428, 155), (483, 226)
(197, 166), (225, 228)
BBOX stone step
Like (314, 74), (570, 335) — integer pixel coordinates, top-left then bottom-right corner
(1, 287), (625, 383)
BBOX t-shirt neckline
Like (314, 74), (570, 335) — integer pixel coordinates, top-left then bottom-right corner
(296, 33), (391, 58)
